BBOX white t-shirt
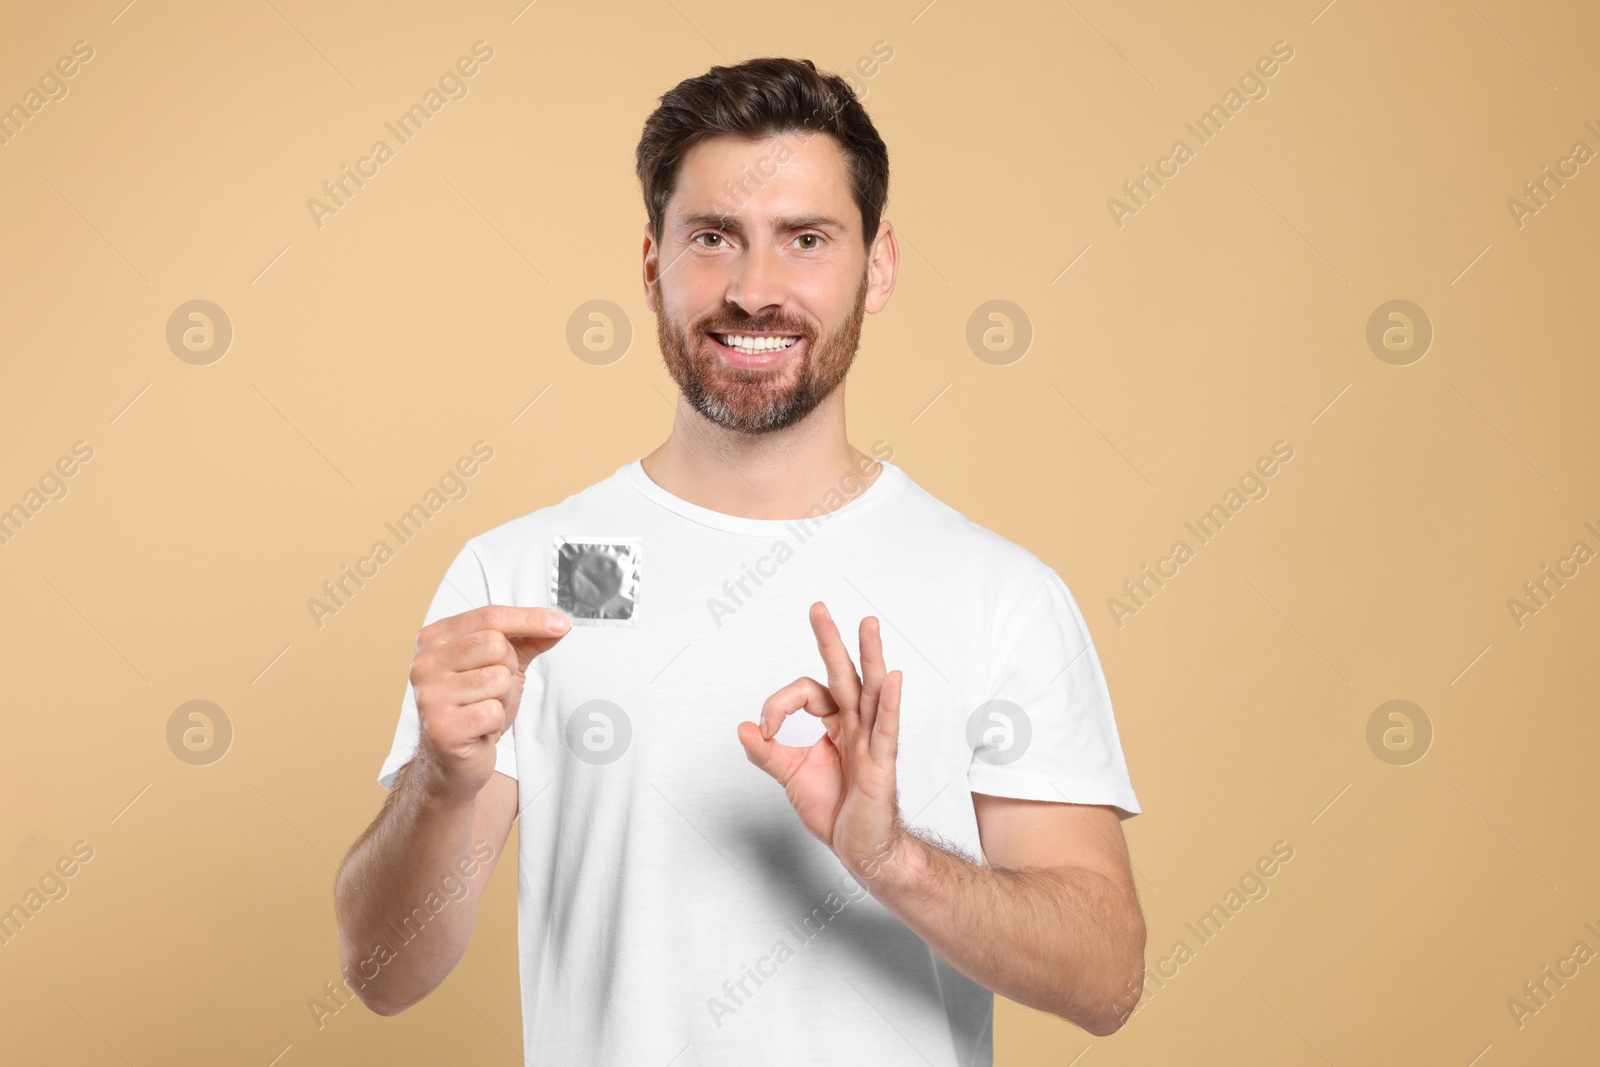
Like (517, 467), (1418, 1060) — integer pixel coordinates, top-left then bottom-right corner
(378, 455), (1140, 1065)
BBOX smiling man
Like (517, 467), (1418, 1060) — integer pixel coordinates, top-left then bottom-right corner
(336, 57), (1145, 1065)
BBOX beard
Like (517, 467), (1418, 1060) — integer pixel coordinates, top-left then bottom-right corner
(655, 270), (868, 435)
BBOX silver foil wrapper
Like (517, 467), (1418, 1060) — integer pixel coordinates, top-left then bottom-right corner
(551, 537), (641, 624)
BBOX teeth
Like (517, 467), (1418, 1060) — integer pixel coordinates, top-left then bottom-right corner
(716, 333), (800, 355)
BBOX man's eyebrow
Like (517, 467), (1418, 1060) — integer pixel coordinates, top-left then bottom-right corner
(774, 214), (846, 232)
(675, 212), (847, 234)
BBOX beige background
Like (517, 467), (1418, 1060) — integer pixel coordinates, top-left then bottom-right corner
(2, 0), (1597, 1063)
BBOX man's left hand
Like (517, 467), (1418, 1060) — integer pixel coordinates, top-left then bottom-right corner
(737, 601), (906, 881)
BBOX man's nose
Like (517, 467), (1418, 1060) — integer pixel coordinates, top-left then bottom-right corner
(724, 238), (789, 315)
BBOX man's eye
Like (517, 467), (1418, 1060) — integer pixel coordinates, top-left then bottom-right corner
(796, 234), (820, 249)
(695, 233), (724, 247)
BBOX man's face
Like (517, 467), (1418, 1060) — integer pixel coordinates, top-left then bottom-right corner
(645, 132), (884, 435)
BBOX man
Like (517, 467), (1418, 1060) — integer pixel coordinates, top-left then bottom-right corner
(336, 56), (1145, 1065)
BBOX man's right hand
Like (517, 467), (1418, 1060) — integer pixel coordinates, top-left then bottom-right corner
(409, 605), (571, 803)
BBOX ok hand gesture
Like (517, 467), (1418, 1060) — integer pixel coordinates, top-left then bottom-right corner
(737, 602), (905, 880)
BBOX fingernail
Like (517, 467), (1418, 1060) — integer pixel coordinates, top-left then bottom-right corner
(553, 614), (569, 631)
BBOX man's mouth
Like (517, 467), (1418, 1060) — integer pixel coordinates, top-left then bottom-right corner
(708, 331), (804, 356)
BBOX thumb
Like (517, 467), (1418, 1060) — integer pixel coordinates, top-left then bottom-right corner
(737, 721), (803, 784)
(500, 608), (572, 671)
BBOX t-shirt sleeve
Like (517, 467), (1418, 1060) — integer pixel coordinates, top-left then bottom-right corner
(377, 541), (519, 790)
(967, 569), (1140, 819)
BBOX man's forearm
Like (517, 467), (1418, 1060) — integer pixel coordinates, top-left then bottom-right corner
(334, 759), (490, 1014)
(859, 827), (1145, 1036)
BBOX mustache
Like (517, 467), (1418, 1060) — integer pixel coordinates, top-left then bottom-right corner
(699, 318), (812, 337)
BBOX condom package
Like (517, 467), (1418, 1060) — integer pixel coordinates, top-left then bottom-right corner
(551, 537), (641, 624)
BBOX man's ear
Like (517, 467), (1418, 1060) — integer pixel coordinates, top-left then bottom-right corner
(641, 222), (660, 312)
(864, 220), (898, 314)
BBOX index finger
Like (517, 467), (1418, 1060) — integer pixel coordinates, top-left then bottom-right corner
(420, 604), (571, 650)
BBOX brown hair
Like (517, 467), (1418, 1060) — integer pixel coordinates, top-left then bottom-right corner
(635, 57), (889, 252)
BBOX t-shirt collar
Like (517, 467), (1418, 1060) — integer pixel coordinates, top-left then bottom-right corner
(619, 456), (906, 536)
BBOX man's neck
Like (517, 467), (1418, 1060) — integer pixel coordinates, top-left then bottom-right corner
(639, 389), (882, 521)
